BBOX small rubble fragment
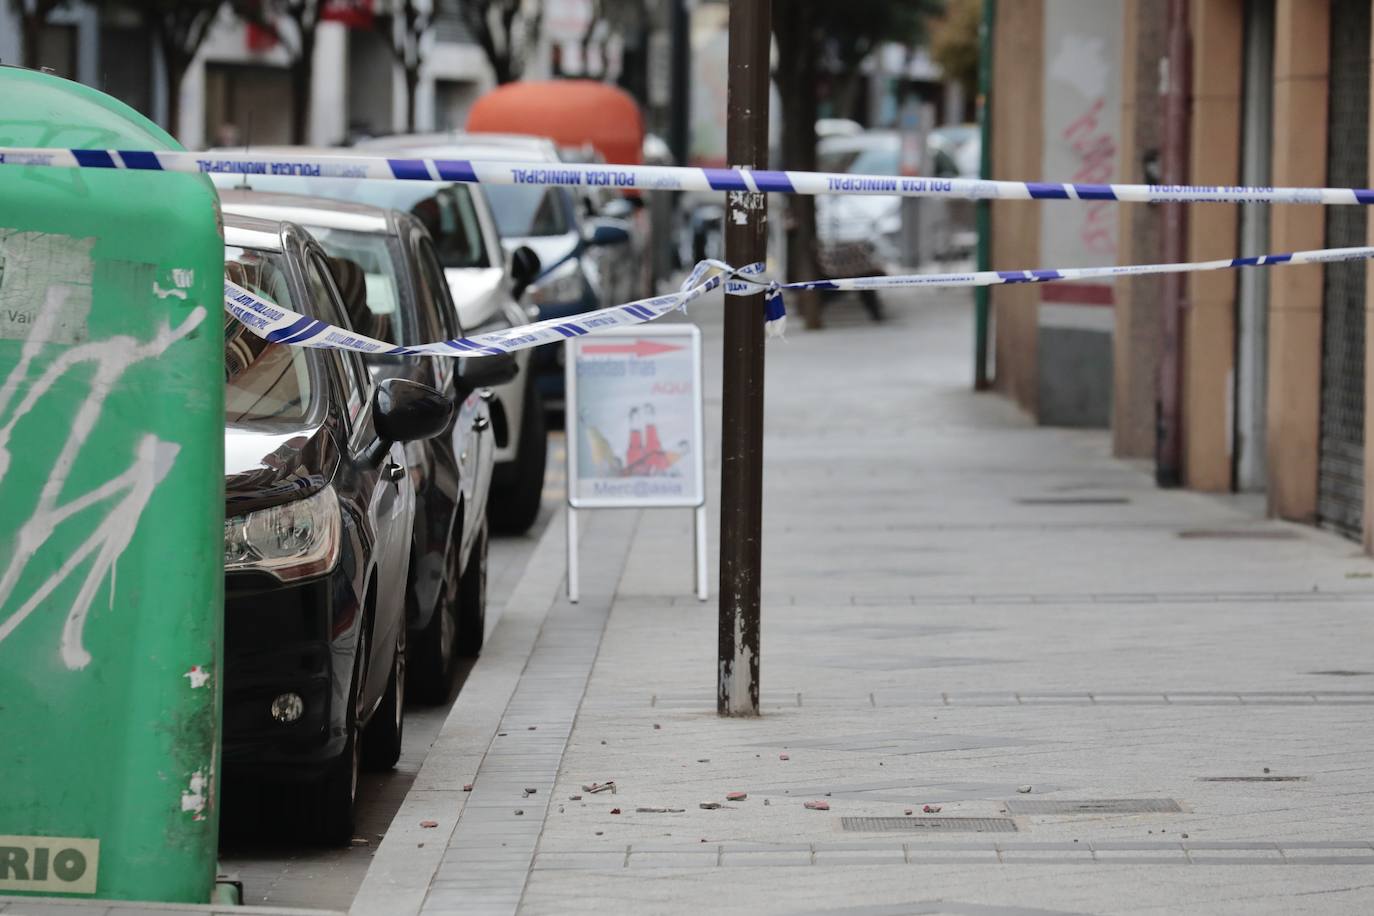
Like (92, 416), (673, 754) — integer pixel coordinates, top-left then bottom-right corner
(636, 807), (685, 813)
(699, 802), (722, 810)
(697, 758), (710, 763)
(654, 723), (662, 730)
(923, 805), (942, 814)
(584, 781), (616, 794)
(726, 791), (747, 801)
(804, 800), (830, 811)
(1017, 785), (1033, 794)
(463, 784), (473, 792)
(904, 809), (913, 816)
(779, 754), (790, 761)
(610, 808), (622, 815)
(514, 810), (524, 816)
(420, 820), (438, 828)
(570, 795), (583, 801)
(350, 838), (369, 847)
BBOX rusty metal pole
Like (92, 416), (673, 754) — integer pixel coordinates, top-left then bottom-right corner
(718, 0), (770, 717)
(1156, 0), (1190, 487)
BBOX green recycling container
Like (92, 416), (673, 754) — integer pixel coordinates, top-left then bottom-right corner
(0, 69), (224, 901)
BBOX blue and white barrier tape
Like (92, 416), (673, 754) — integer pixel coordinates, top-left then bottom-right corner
(224, 246), (1374, 359)
(5, 146), (1374, 205)
(225, 260), (782, 357)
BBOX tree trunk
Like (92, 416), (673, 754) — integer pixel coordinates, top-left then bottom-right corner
(22, 15), (42, 70)
(774, 5), (822, 329)
(291, 36), (315, 144)
(405, 67), (419, 132)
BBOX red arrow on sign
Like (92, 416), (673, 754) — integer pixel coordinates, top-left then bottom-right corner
(581, 340), (684, 357)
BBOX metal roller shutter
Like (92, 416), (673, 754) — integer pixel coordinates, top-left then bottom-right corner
(1317, 0), (1370, 540)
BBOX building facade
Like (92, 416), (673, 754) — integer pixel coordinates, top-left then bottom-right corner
(990, 0), (1374, 552)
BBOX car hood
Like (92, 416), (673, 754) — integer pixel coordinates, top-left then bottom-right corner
(444, 266), (506, 331)
(499, 234), (581, 279)
(224, 419), (338, 517)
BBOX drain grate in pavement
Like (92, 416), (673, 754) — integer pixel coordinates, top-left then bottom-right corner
(1004, 799), (1182, 815)
(1176, 528), (1301, 540)
(841, 816), (1018, 833)
(1015, 496), (1129, 506)
(1198, 776), (1307, 782)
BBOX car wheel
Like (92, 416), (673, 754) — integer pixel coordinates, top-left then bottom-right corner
(361, 623), (405, 771)
(408, 560), (457, 705)
(455, 519), (488, 657)
(489, 374), (546, 535)
(313, 624), (365, 845)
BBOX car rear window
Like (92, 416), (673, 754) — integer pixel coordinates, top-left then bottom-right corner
(210, 174), (489, 269)
(224, 246), (316, 425)
(483, 185), (574, 237)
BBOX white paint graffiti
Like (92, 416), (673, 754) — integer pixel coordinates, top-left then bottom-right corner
(180, 768), (208, 819)
(0, 289), (206, 669)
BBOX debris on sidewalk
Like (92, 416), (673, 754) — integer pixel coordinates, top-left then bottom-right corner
(779, 753), (790, 761)
(522, 788), (537, 797)
(514, 809), (524, 816)
(463, 784), (473, 792)
(923, 805), (942, 813)
(420, 820), (438, 828)
(804, 800), (830, 811)
(350, 838), (369, 847)
(904, 809), (913, 815)
(726, 791), (747, 801)
(584, 781), (616, 794)
(654, 723), (662, 729)
(570, 794), (583, 801)
(697, 758), (710, 763)
(699, 802), (722, 810)
(610, 808), (622, 815)
(636, 806), (685, 813)
(1017, 785), (1033, 793)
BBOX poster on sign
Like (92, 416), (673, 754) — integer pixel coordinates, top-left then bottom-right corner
(566, 324), (705, 509)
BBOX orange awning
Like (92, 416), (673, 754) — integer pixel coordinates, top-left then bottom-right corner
(466, 80), (644, 165)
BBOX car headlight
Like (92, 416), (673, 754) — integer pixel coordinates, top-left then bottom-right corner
(224, 484), (341, 582)
(530, 257), (586, 307)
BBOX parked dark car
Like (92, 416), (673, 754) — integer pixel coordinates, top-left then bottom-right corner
(221, 191), (518, 702)
(222, 214), (454, 843)
(209, 152), (549, 535)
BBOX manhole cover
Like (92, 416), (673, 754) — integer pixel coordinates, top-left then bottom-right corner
(1004, 798), (1181, 815)
(840, 816), (1018, 833)
(1177, 529), (1300, 540)
(1198, 776), (1306, 782)
(1016, 497), (1129, 506)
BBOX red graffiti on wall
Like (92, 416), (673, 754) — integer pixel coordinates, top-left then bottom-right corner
(1062, 98), (1117, 255)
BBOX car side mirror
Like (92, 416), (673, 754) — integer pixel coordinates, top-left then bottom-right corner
(373, 377), (454, 444)
(456, 351), (519, 398)
(583, 218), (631, 248)
(509, 246), (541, 300)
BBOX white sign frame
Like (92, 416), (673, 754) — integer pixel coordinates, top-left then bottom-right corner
(564, 323), (707, 602)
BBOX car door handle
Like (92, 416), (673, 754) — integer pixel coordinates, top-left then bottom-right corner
(472, 415), (491, 432)
(383, 459), (406, 483)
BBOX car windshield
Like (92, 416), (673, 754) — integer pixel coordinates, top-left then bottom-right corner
(302, 226), (412, 348)
(209, 174), (488, 269)
(224, 246), (316, 425)
(819, 139), (901, 177)
(483, 184), (573, 238)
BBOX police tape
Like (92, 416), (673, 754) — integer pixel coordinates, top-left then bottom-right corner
(224, 260), (784, 357)
(5, 146), (1374, 205)
(224, 246), (1374, 359)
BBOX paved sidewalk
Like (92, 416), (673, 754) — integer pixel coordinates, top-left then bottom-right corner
(366, 287), (1374, 915)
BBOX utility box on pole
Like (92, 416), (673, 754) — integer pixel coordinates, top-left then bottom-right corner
(0, 69), (225, 902)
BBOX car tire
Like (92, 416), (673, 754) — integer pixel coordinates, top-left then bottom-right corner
(361, 624), (405, 771)
(313, 625), (365, 845)
(455, 519), (488, 657)
(408, 562), (457, 705)
(489, 375), (546, 535)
